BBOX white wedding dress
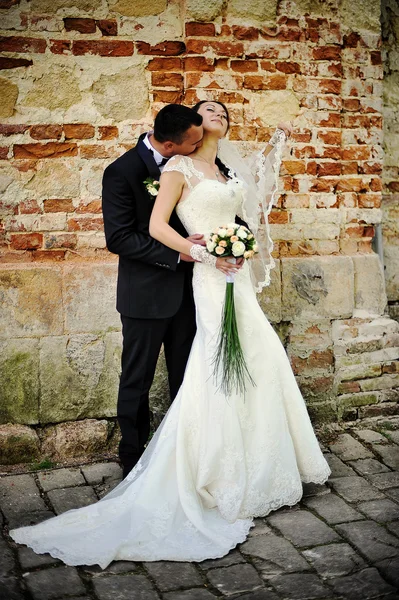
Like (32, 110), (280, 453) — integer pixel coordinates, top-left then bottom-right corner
(11, 157), (330, 568)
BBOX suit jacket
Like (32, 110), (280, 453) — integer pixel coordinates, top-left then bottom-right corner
(102, 135), (193, 319)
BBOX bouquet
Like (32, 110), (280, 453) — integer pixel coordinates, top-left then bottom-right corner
(206, 223), (258, 396)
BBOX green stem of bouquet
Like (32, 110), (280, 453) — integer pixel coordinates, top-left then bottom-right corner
(212, 281), (255, 397)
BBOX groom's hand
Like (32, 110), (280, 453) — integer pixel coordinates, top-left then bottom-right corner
(180, 233), (205, 262)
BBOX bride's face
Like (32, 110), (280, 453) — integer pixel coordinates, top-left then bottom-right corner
(197, 102), (229, 137)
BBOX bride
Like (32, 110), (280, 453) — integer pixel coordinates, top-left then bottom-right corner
(10, 101), (330, 568)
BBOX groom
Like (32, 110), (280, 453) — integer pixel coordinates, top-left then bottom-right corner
(102, 104), (204, 479)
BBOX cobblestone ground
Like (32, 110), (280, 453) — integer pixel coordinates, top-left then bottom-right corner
(1, 420), (399, 600)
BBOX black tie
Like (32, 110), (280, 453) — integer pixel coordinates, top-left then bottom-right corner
(159, 157), (169, 166)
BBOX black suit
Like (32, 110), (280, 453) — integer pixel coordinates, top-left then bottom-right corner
(102, 135), (196, 474)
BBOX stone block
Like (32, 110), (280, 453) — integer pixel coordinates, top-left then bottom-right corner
(0, 536), (16, 577)
(372, 444), (399, 469)
(269, 573), (330, 599)
(324, 454), (356, 477)
(348, 458), (390, 475)
(63, 264), (119, 333)
(250, 91), (300, 128)
(358, 498), (399, 522)
(258, 260), (281, 322)
(0, 474), (49, 526)
(0, 424), (39, 464)
(18, 547), (60, 571)
(92, 64), (149, 121)
(38, 468), (85, 492)
(0, 577), (24, 600)
(329, 476), (384, 502)
(164, 591), (222, 600)
(206, 563), (263, 595)
(0, 338), (40, 426)
(332, 567), (396, 599)
(368, 471), (399, 489)
(240, 533), (310, 573)
(39, 333), (121, 424)
(81, 462), (122, 485)
(329, 433), (373, 460)
(31, 0), (102, 13)
(186, 0), (224, 21)
(24, 66), (82, 111)
(24, 566), (85, 600)
(267, 510), (339, 547)
(93, 574), (159, 600)
(384, 246), (399, 302)
(200, 549), (246, 570)
(144, 562), (202, 592)
(112, 0), (167, 16)
(353, 429), (387, 444)
(41, 419), (109, 460)
(0, 77), (18, 118)
(228, 0), (278, 23)
(340, 0), (381, 32)
(336, 521), (399, 563)
(281, 257), (354, 321)
(302, 543), (366, 578)
(47, 486), (97, 515)
(352, 254), (387, 315)
(303, 493), (363, 525)
(0, 267), (63, 339)
(25, 161), (80, 200)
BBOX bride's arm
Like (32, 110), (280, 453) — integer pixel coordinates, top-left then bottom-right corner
(262, 121), (292, 158)
(149, 171), (193, 256)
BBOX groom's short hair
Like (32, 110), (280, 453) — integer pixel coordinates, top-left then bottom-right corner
(154, 104), (203, 144)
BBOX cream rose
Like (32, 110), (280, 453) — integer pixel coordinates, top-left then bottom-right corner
(253, 243), (258, 253)
(237, 228), (248, 239)
(219, 240), (227, 247)
(218, 228), (227, 237)
(230, 235), (239, 242)
(226, 228), (235, 236)
(215, 246), (225, 255)
(147, 186), (158, 196)
(232, 241), (246, 257)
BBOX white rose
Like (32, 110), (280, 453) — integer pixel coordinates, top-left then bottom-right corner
(218, 228), (227, 237)
(148, 186), (158, 196)
(206, 241), (216, 252)
(232, 241), (246, 257)
(237, 228), (247, 239)
(227, 223), (237, 229)
(253, 243), (258, 252)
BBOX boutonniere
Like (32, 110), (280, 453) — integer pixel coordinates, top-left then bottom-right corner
(144, 177), (160, 197)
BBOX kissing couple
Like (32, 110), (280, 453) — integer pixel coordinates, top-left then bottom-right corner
(11, 101), (330, 566)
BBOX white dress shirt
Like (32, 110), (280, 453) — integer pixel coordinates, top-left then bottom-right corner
(143, 133), (169, 172)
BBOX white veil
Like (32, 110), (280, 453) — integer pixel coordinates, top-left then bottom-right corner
(217, 130), (286, 292)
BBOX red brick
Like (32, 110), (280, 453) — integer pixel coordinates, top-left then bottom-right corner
(186, 39), (243, 57)
(151, 72), (183, 87)
(67, 216), (104, 231)
(153, 90), (183, 103)
(0, 57), (32, 69)
(0, 124), (29, 136)
(76, 200), (102, 213)
(319, 79), (341, 94)
(342, 146), (371, 161)
(259, 60), (276, 72)
(342, 162), (358, 175)
(43, 198), (74, 212)
(73, 40), (133, 56)
(370, 177), (382, 192)
(243, 74), (286, 90)
(64, 124), (95, 139)
(313, 46), (341, 60)
(338, 381), (361, 394)
(14, 142), (77, 159)
(371, 50), (382, 65)
(30, 125), (62, 140)
(137, 41), (186, 55)
(148, 57), (182, 71)
(317, 131), (342, 145)
(282, 160), (306, 175)
(310, 178), (337, 192)
(382, 362), (399, 374)
(231, 60), (258, 73)
(49, 39), (71, 54)
(0, 36), (46, 53)
(306, 161), (317, 175)
(10, 233), (42, 250)
(98, 126), (118, 140)
(185, 22), (215, 36)
(387, 181), (399, 192)
(278, 16), (300, 26)
(96, 19), (117, 36)
(32, 250), (66, 261)
(343, 114), (371, 128)
(317, 162), (341, 176)
(282, 194), (310, 208)
(19, 199), (41, 214)
(343, 98), (361, 112)
(79, 145), (119, 159)
(291, 349), (334, 375)
(306, 28), (320, 43)
(45, 233), (77, 249)
(0, 0), (20, 7)
(370, 115), (383, 128)
(357, 193), (381, 208)
(343, 32), (361, 47)
(275, 61), (300, 74)
(361, 162), (382, 175)
(337, 178), (367, 192)
(232, 26), (259, 40)
(261, 26), (301, 42)
(269, 210), (289, 224)
(0, 147), (8, 159)
(228, 126), (256, 141)
(318, 113), (341, 127)
(326, 62), (343, 78)
(319, 147), (342, 160)
(64, 18), (96, 33)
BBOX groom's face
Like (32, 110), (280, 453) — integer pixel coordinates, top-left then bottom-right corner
(163, 124), (203, 157)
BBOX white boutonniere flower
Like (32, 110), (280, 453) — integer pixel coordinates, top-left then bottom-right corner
(144, 177), (160, 197)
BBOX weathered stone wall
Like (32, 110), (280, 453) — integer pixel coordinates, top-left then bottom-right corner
(381, 0), (399, 321)
(0, 0), (398, 464)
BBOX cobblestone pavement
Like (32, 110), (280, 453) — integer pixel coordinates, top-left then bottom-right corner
(1, 420), (399, 600)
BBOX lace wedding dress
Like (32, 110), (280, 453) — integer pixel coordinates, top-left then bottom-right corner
(11, 157), (330, 568)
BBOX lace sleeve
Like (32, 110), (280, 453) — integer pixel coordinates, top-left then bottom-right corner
(163, 156), (202, 190)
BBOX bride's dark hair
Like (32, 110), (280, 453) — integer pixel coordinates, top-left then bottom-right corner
(192, 100), (232, 179)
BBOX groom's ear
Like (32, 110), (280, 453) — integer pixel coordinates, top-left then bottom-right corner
(163, 141), (174, 152)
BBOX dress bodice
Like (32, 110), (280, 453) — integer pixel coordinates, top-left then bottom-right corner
(163, 155), (245, 236)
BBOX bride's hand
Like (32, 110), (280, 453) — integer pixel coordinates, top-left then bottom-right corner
(277, 121), (293, 139)
(216, 257), (244, 275)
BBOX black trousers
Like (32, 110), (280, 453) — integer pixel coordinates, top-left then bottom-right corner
(117, 280), (196, 471)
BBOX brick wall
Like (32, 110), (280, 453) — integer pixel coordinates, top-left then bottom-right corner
(0, 0), (398, 464)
